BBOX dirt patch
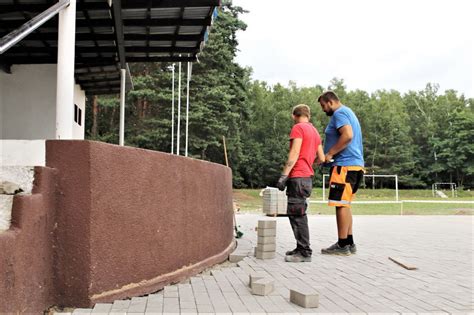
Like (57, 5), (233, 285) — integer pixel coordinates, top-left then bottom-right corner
(454, 209), (473, 215)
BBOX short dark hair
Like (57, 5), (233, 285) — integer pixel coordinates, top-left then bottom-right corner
(292, 104), (311, 118)
(318, 91), (340, 103)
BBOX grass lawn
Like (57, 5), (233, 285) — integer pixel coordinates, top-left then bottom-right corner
(233, 188), (473, 215)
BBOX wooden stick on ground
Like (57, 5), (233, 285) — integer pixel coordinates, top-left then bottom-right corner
(222, 136), (229, 167)
(389, 257), (418, 270)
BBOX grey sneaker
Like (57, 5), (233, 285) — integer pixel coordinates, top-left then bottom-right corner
(285, 253), (312, 262)
(321, 242), (351, 256)
(285, 248), (298, 256)
(349, 243), (357, 254)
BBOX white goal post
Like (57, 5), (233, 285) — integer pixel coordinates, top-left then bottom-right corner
(432, 182), (457, 198)
(322, 174), (399, 201)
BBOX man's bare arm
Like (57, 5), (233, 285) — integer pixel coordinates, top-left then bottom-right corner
(315, 144), (325, 164)
(282, 138), (302, 175)
(325, 125), (353, 162)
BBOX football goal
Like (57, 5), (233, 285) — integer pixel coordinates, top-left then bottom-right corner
(432, 182), (457, 198)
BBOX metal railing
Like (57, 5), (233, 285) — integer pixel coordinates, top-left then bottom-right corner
(0, 0), (70, 55)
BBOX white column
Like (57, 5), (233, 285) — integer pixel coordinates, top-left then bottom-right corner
(395, 175), (399, 201)
(171, 64), (175, 154)
(176, 62), (181, 155)
(322, 175), (326, 201)
(185, 62), (191, 157)
(119, 68), (126, 146)
(55, 0), (76, 139)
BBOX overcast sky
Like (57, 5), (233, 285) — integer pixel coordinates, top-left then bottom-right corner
(232, 0), (473, 97)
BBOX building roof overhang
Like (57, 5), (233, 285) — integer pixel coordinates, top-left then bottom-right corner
(0, 0), (220, 94)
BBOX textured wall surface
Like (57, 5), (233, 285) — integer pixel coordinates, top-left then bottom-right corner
(0, 167), (58, 313)
(46, 140), (235, 307)
(0, 140), (234, 312)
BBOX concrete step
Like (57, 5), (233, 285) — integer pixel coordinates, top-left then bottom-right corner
(0, 194), (14, 232)
(0, 166), (35, 194)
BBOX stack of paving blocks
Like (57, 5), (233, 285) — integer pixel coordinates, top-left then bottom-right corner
(255, 219), (276, 259)
(262, 187), (287, 215)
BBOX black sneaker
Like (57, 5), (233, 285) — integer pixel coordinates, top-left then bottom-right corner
(285, 248), (299, 256)
(285, 253), (312, 262)
(349, 243), (357, 254)
(321, 242), (350, 256)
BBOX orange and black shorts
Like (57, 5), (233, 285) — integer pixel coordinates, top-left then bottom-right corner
(328, 166), (364, 207)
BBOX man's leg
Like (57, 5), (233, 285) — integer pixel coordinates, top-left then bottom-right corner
(286, 214), (312, 262)
(288, 212), (312, 255)
(336, 206), (352, 238)
(288, 215), (301, 252)
(321, 206), (351, 255)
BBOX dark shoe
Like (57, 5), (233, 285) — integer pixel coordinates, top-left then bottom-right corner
(285, 248), (299, 256)
(285, 253), (312, 262)
(321, 242), (350, 256)
(349, 243), (357, 254)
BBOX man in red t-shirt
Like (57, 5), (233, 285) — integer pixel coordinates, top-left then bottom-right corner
(276, 104), (325, 262)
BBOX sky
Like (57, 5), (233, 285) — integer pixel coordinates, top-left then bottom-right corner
(232, 0), (474, 97)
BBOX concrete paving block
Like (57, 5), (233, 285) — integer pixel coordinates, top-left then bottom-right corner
(257, 228), (276, 237)
(256, 250), (276, 260)
(257, 236), (276, 244)
(71, 310), (92, 314)
(229, 253), (246, 262)
(110, 299), (130, 312)
(256, 242), (276, 252)
(91, 303), (113, 313)
(249, 272), (268, 288)
(251, 278), (274, 296)
(71, 309), (92, 314)
(290, 288), (319, 308)
(258, 219), (277, 229)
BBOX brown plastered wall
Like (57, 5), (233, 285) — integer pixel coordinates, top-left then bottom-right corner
(46, 140), (234, 307)
(0, 167), (58, 314)
(46, 141), (92, 307)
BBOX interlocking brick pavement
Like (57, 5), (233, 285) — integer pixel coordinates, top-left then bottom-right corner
(57, 214), (473, 314)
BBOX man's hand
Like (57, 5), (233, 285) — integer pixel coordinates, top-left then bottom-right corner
(276, 175), (288, 191)
(325, 153), (334, 163)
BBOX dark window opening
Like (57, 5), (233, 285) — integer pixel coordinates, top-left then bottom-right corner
(74, 104), (82, 126)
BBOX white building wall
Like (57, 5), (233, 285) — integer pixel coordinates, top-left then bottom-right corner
(1, 64), (57, 139)
(0, 64), (86, 140)
(0, 71), (4, 139)
(73, 84), (86, 139)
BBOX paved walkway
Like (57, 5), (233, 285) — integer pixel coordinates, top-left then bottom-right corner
(60, 215), (473, 314)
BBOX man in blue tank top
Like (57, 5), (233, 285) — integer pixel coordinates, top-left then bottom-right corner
(318, 91), (365, 256)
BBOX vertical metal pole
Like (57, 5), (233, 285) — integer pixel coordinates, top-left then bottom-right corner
(171, 64), (175, 154)
(395, 175), (399, 201)
(176, 61), (181, 155)
(55, 0), (76, 139)
(185, 62), (191, 157)
(119, 68), (126, 146)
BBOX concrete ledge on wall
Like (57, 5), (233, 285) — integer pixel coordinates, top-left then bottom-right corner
(0, 166), (35, 232)
(0, 140), (46, 166)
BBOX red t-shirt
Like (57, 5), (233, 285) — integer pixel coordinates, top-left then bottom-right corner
(289, 122), (321, 178)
